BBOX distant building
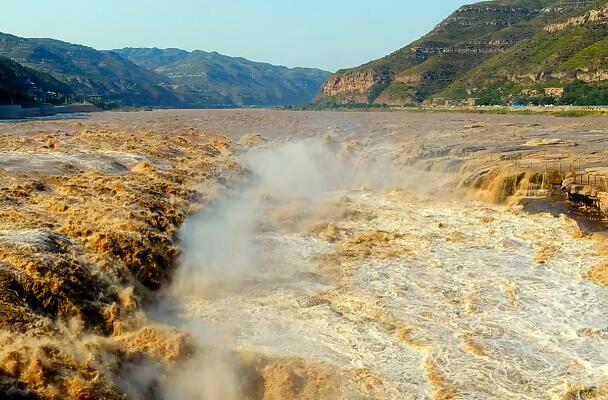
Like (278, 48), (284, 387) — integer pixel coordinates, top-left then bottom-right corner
(544, 87), (564, 97)
(522, 89), (540, 96)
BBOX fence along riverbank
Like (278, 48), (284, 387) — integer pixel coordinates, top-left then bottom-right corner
(417, 146), (608, 215)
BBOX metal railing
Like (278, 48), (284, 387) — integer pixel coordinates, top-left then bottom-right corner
(419, 149), (608, 192)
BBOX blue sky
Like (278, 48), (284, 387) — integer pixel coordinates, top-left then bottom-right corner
(1, 1), (470, 71)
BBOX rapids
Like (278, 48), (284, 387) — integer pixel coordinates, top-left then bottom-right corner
(173, 181), (608, 399)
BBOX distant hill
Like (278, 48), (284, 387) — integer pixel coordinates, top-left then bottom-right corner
(0, 32), (188, 107)
(0, 55), (70, 105)
(0, 32), (331, 108)
(440, 2), (608, 105)
(113, 47), (332, 107)
(316, 0), (607, 107)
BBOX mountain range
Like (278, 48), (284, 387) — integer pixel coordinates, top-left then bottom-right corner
(0, 55), (70, 105)
(317, 0), (608, 107)
(0, 32), (331, 108)
(1, 0), (606, 109)
(113, 47), (330, 107)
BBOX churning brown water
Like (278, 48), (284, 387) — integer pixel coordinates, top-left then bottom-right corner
(182, 188), (607, 399)
(2, 110), (607, 399)
(162, 110), (608, 399)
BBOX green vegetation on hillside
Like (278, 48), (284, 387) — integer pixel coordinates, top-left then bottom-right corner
(317, 0), (607, 107)
(0, 32), (189, 107)
(0, 56), (70, 105)
(114, 48), (331, 107)
(0, 33), (331, 108)
(561, 81), (608, 105)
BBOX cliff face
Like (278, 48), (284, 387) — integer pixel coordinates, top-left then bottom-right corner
(575, 69), (608, 82)
(437, 5), (537, 28)
(440, 1), (608, 105)
(320, 70), (394, 103)
(317, 0), (605, 106)
(544, 5), (608, 31)
(542, 0), (601, 13)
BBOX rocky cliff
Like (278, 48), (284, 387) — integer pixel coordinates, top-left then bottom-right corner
(316, 0), (605, 107)
(320, 70), (394, 103)
(440, 1), (607, 105)
(545, 5), (608, 31)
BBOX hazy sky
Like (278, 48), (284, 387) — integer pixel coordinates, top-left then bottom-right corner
(0, 1), (471, 72)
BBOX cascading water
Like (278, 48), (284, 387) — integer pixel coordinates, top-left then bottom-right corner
(164, 137), (608, 400)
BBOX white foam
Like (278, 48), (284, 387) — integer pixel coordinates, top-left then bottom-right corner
(179, 185), (608, 399)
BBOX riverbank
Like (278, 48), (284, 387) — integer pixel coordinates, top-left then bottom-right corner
(292, 104), (608, 118)
(0, 104), (101, 120)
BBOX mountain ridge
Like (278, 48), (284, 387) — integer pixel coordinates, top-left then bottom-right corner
(0, 54), (73, 105)
(113, 47), (331, 107)
(316, 0), (607, 107)
(0, 31), (188, 107)
(0, 32), (331, 108)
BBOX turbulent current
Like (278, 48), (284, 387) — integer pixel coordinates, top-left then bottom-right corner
(2, 110), (608, 400)
(165, 138), (608, 399)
